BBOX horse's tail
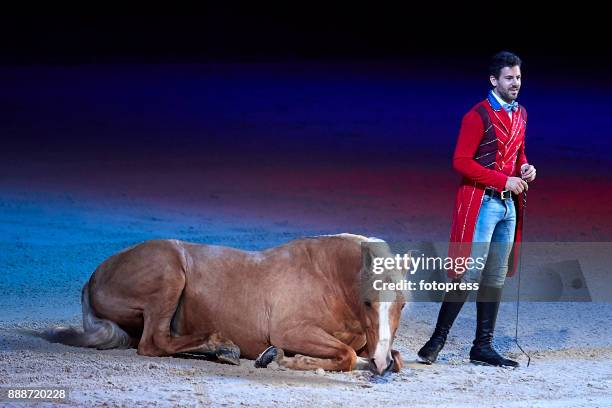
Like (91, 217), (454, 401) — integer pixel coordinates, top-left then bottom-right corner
(41, 282), (132, 349)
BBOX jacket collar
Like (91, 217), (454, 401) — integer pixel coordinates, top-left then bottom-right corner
(487, 89), (503, 111)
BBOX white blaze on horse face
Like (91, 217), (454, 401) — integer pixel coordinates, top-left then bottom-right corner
(373, 301), (393, 374)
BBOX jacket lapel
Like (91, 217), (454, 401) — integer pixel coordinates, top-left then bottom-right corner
(496, 110), (512, 135)
(487, 90), (511, 137)
(505, 107), (524, 156)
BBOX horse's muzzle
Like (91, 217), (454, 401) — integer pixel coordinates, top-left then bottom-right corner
(370, 356), (394, 375)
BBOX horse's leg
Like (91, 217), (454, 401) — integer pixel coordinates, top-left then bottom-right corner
(174, 333), (241, 365)
(266, 326), (364, 372)
(337, 332), (366, 353)
(136, 269), (240, 363)
(390, 349), (403, 372)
(344, 333), (371, 370)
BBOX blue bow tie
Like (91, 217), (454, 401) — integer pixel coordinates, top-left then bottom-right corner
(503, 101), (518, 112)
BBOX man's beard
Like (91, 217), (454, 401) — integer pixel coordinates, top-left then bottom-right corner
(501, 87), (519, 101)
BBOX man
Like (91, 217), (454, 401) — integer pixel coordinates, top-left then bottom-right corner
(418, 51), (536, 367)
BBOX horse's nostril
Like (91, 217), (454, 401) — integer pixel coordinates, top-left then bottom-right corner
(385, 358), (395, 372)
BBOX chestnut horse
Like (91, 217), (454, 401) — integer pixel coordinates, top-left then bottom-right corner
(44, 234), (407, 374)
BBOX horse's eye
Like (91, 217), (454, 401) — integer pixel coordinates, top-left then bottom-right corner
(401, 303), (406, 310)
(364, 301), (372, 308)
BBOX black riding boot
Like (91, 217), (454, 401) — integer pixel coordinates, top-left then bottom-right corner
(469, 285), (519, 367)
(417, 287), (468, 364)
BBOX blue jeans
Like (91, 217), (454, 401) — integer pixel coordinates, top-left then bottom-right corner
(462, 194), (516, 288)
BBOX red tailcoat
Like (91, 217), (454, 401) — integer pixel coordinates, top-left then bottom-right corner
(448, 97), (528, 279)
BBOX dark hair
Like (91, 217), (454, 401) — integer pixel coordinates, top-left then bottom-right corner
(489, 51), (522, 79)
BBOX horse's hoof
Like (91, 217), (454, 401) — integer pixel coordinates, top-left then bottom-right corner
(216, 346), (241, 365)
(254, 346), (278, 368)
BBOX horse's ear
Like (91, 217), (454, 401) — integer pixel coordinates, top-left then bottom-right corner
(361, 244), (374, 275)
(361, 242), (377, 279)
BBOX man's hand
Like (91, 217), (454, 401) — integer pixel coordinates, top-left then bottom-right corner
(505, 177), (529, 194)
(521, 164), (537, 182)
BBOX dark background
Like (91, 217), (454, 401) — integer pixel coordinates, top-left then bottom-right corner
(1, 11), (610, 242)
(1, 10), (610, 70)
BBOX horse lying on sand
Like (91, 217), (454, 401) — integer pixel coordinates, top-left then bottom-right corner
(44, 233), (407, 374)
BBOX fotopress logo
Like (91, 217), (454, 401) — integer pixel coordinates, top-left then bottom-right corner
(371, 279), (480, 292)
(369, 253), (483, 293)
(360, 242), (486, 302)
(361, 241), (604, 302)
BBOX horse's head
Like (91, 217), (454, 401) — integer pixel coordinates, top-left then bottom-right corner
(359, 239), (408, 375)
